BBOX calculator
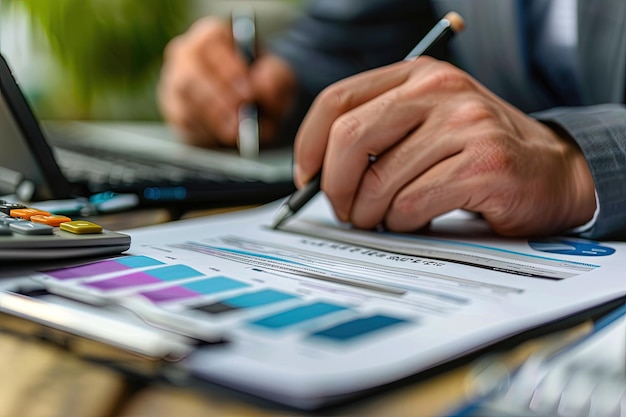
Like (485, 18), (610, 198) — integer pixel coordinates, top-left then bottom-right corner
(0, 201), (131, 261)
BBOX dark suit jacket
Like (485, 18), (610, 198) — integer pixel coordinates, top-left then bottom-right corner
(272, 0), (626, 239)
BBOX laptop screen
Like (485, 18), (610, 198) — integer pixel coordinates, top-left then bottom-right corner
(0, 53), (72, 201)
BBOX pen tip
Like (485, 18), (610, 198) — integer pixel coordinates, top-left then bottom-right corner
(271, 204), (293, 230)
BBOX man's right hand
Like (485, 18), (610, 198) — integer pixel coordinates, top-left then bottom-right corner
(158, 17), (297, 148)
(294, 57), (597, 237)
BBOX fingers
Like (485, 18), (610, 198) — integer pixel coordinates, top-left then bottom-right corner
(192, 19), (252, 100)
(293, 60), (417, 187)
(159, 63), (241, 146)
(294, 57), (480, 189)
(350, 114), (594, 237)
(295, 56), (547, 234)
(345, 101), (514, 232)
(383, 153), (483, 232)
(313, 59), (472, 221)
(157, 17), (251, 147)
(295, 52), (596, 237)
(158, 17), (298, 148)
(348, 117), (465, 228)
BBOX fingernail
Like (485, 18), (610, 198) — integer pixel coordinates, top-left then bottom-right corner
(293, 164), (316, 189)
(293, 163), (303, 188)
(336, 208), (350, 223)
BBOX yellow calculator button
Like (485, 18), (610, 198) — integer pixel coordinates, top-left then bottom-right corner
(60, 220), (103, 234)
(10, 208), (51, 220)
(31, 214), (72, 226)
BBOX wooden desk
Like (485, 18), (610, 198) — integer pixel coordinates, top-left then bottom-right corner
(0, 326), (479, 417)
(2, 310), (589, 417)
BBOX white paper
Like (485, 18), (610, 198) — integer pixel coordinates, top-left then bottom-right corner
(23, 196), (626, 408)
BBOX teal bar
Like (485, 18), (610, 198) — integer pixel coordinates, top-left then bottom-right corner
(116, 256), (164, 268)
(311, 314), (408, 342)
(149, 264), (203, 281)
(183, 276), (249, 294)
(225, 289), (296, 308)
(250, 302), (347, 329)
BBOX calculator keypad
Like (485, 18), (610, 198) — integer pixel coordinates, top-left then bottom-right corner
(8, 220), (54, 235)
(0, 200), (131, 261)
(0, 201), (103, 236)
(59, 220), (103, 234)
(30, 215), (72, 226)
(10, 208), (50, 220)
(0, 202), (27, 214)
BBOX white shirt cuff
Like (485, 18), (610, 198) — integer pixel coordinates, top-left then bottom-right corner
(568, 190), (600, 234)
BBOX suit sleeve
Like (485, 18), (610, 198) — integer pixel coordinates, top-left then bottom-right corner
(269, 0), (436, 99)
(532, 104), (626, 239)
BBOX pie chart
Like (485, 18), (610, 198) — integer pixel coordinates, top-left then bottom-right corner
(528, 238), (615, 257)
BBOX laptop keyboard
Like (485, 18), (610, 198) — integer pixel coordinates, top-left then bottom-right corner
(41, 121), (295, 206)
(55, 147), (251, 189)
(51, 144), (295, 207)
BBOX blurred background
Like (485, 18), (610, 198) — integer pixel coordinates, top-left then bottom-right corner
(0, 0), (301, 121)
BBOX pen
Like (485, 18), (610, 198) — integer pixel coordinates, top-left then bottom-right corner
(271, 11), (465, 229)
(232, 9), (260, 159)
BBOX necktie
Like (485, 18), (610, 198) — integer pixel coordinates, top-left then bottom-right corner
(525, 0), (582, 106)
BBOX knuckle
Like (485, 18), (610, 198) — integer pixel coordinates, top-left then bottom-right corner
(491, 191), (519, 216)
(163, 36), (184, 60)
(185, 17), (228, 53)
(190, 16), (226, 39)
(359, 165), (389, 201)
(392, 180), (445, 218)
(419, 62), (470, 91)
(329, 113), (363, 149)
(449, 99), (494, 126)
(316, 83), (353, 113)
(392, 189), (422, 219)
(176, 76), (196, 98)
(483, 195), (525, 235)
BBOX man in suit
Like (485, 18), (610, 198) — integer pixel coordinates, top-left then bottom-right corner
(158, 0), (626, 239)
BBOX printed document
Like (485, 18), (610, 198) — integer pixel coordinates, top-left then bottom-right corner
(19, 196), (626, 408)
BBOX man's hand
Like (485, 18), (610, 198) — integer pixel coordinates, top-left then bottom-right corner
(158, 17), (296, 147)
(294, 57), (597, 236)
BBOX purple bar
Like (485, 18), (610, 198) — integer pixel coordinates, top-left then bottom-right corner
(140, 287), (198, 303)
(84, 271), (160, 291)
(44, 260), (131, 280)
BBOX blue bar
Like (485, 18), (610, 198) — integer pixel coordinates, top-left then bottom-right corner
(250, 302), (347, 329)
(311, 315), (409, 342)
(148, 265), (203, 281)
(184, 276), (249, 294)
(116, 256), (164, 268)
(225, 289), (296, 308)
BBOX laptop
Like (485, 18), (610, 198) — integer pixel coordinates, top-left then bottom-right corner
(0, 52), (295, 210)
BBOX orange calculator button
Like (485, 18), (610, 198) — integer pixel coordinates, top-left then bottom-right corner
(30, 214), (72, 226)
(10, 208), (51, 220)
(59, 220), (103, 234)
